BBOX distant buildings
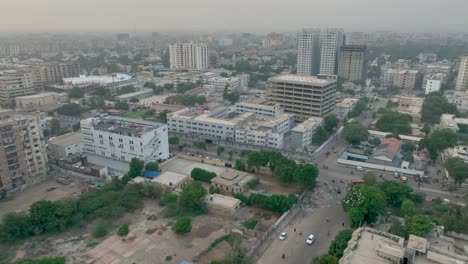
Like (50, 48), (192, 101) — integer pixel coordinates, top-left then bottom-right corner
(455, 55), (468, 90)
(0, 111), (48, 192)
(218, 38), (233, 47)
(262, 32), (286, 48)
(319, 28), (345, 75)
(62, 73), (137, 92)
(337, 45), (367, 82)
(15, 92), (68, 111)
(297, 28), (321, 76)
(169, 43), (209, 70)
(267, 74), (337, 120)
(80, 116), (169, 163)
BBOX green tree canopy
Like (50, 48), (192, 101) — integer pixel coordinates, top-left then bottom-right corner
(179, 182), (207, 214)
(342, 185), (386, 227)
(342, 122), (369, 144)
(445, 157), (468, 184)
(421, 93), (457, 124)
(312, 255), (339, 264)
(172, 216), (192, 234)
(328, 229), (353, 259)
(406, 215), (433, 237)
(69, 87), (84, 98)
(324, 114), (339, 133)
(376, 109), (412, 135)
(381, 181), (413, 207)
(143, 81), (157, 89)
(312, 126), (329, 145)
(56, 103), (83, 116)
(401, 199), (415, 217)
(145, 162), (159, 171)
(128, 158), (144, 178)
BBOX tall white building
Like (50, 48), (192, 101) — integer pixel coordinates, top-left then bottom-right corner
(456, 55), (468, 91)
(80, 116), (169, 163)
(425, 80), (441, 95)
(297, 28), (321, 76)
(169, 43), (209, 70)
(320, 28), (345, 75)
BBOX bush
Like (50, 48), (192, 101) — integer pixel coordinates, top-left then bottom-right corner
(165, 256), (172, 261)
(209, 186), (220, 194)
(246, 178), (260, 189)
(243, 219), (258, 229)
(172, 217), (192, 234)
(117, 224), (129, 236)
(93, 220), (110, 238)
(191, 168), (217, 182)
(161, 193), (179, 205)
(169, 136), (179, 145)
(9, 257), (66, 264)
(328, 229), (353, 259)
(145, 162), (159, 171)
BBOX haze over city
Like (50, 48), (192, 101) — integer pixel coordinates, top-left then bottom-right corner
(1, 0), (468, 33)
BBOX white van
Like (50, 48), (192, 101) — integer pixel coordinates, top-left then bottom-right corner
(356, 166), (364, 171)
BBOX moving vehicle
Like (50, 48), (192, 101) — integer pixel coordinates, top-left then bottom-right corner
(306, 234), (316, 245)
(356, 166), (364, 171)
(279, 232), (287, 240)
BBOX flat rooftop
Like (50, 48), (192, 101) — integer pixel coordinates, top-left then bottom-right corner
(152, 171), (189, 187)
(92, 116), (163, 137)
(117, 88), (153, 99)
(211, 170), (255, 187)
(336, 98), (359, 108)
(292, 116), (323, 133)
(268, 74), (335, 86)
(48, 132), (82, 147)
(205, 193), (241, 209)
(16, 92), (64, 100)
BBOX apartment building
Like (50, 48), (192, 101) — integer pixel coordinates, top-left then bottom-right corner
(337, 45), (367, 82)
(297, 28), (321, 76)
(0, 111), (47, 192)
(15, 92), (68, 110)
(0, 70), (36, 105)
(393, 70), (421, 90)
(80, 116), (169, 163)
(455, 55), (468, 90)
(424, 79), (442, 95)
(167, 107), (255, 141)
(267, 74), (337, 121)
(319, 28), (345, 75)
(335, 98), (359, 120)
(444, 90), (468, 113)
(235, 101), (284, 118)
(289, 116), (323, 149)
(169, 43), (209, 70)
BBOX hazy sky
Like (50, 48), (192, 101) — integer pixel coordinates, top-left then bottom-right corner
(1, 0), (468, 33)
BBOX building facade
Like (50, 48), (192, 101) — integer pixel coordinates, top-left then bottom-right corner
(393, 70), (421, 90)
(424, 79), (441, 95)
(80, 116), (169, 163)
(319, 28), (345, 75)
(289, 116), (323, 149)
(48, 132), (83, 158)
(267, 74), (337, 121)
(15, 92), (68, 110)
(337, 45), (367, 82)
(297, 28), (321, 76)
(455, 55), (468, 90)
(0, 113), (47, 192)
(0, 70), (36, 105)
(235, 102), (284, 117)
(335, 98), (359, 120)
(169, 43), (209, 70)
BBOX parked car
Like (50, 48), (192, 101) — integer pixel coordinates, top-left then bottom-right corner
(279, 232), (287, 240)
(306, 234), (316, 245)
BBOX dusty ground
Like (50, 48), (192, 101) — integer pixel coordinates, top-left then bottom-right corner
(0, 179), (81, 221)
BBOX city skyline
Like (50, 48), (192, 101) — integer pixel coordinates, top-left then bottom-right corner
(1, 0), (468, 33)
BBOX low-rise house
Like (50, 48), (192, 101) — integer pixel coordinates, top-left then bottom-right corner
(48, 132), (83, 158)
(205, 193), (241, 214)
(211, 170), (255, 194)
(368, 137), (402, 166)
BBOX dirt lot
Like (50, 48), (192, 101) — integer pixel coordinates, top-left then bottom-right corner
(0, 179), (81, 221)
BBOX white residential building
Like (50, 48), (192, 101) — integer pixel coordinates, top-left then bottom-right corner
(297, 28), (321, 76)
(424, 79), (441, 95)
(335, 98), (359, 120)
(80, 116), (169, 163)
(62, 74), (136, 89)
(238, 74), (250, 88)
(235, 101), (284, 118)
(455, 55), (468, 91)
(320, 28), (345, 75)
(169, 43), (209, 70)
(207, 76), (241, 90)
(48, 132), (83, 158)
(289, 116), (323, 149)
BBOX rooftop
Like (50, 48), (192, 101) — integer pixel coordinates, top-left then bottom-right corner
(407, 235), (428, 254)
(48, 132), (82, 147)
(117, 88), (153, 99)
(205, 193), (241, 209)
(211, 170), (255, 187)
(90, 116), (163, 137)
(336, 98), (359, 108)
(15, 92), (65, 100)
(152, 171), (189, 187)
(292, 116), (323, 133)
(268, 74), (336, 86)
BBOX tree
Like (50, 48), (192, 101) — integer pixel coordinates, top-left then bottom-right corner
(117, 85), (136, 95)
(381, 181), (413, 207)
(179, 182), (207, 213)
(220, 72), (229, 78)
(234, 160), (246, 171)
(421, 123), (431, 136)
(129, 97), (139, 103)
(362, 171), (377, 186)
(401, 142), (416, 153)
(406, 215), (433, 237)
(138, 182), (163, 199)
(193, 141), (207, 150)
(115, 101), (129, 111)
(422, 94), (457, 124)
(49, 118), (61, 135)
(328, 229), (353, 259)
(217, 146), (225, 155)
(376, 109), (412, 135)
(324, 115), (339, 133)
(312, 255), (338, 264)
(444, 157), (468, 184)
(153, 86), (164, 94)
(342, 185), (386, 227)
(165, 95), (206, 106)
(228, 150), (234, 161)
(56, 103), (82, 116)
(159, 110), (169, 123)
(169, 136), (179, 145)
(93, 220), (110, 238)
(117, 224), (129, 236)
(342, 122), (369, 144)
(312, 126), (329, 145)
(128, 158), (144, 178)
(145, 162), (159, 171)
(191, 168), (217, 182)
(143, 81), (157, 89)
(69, 87), (84, 98)
(401, 199), (415, 217)
(404, 152), (414, 162)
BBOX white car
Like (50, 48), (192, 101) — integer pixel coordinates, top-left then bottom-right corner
(306, 234), (316, 245)
(279, 232), (287, 240)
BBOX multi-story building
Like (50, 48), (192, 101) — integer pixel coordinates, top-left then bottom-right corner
(424, 79), (441, 95)
(297, 28), (321, 76)
(48, 132), (83, 158)
(167, 107), (254, 141)
(393, 70), (421, 91)
(267, 74), (337, 121)
(337, 45), (367, 82)
(320, 28), (345, 75)
(335, 98), (359, 120)
(80, 116), (169, 163)
(445, 90), (468, 112)
(381, 68), (399, 86)
(262, 32), (286, 48)
(455, 55), (468, 90)
(169, 43), (209, 70)
(289, 116), (323, 149)
(218, 38), (233, 47)
(421, 73), (447, 90)
(235, 101), (284, 118)
(0, 70), (36, 106)
(0, 111), (47, 192)
(15, 92), (68, 111)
